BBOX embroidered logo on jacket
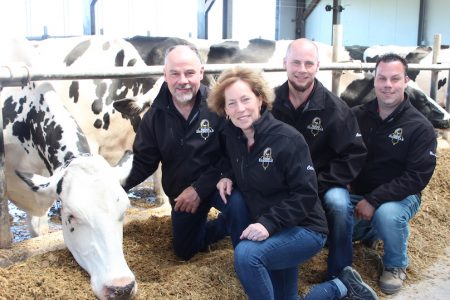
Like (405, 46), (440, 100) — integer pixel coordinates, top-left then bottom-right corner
(307, 117), (324, 136)
(196, 119), (214, 140)
(259, 147), (274, 170)
(388, 128), (404, 145)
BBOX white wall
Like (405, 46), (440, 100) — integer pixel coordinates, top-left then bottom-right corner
(424, 0), (450, 46)
(95, 0), (197, 38)
(231, 0), (276, 40)
(277, 0), (297, 40)
(207, 0), (224, 40)
(306, 0), (421, 46)
(0, 0), (86, 37)
(1, 0), (448, 45)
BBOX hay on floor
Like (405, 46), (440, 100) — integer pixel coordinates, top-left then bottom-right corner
(0, 149), (449, 300)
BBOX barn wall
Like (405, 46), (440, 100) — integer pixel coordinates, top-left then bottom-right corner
(0, 0), (87, 38)
(277, 0), (297, 40)
(1, 1), (448, 45)
(423, 0), (450, 46)
(231, 0), (277, 40)
(305, 0), (421, 46)
(207, 0), (225, 40)
(94, 0), (198, 38)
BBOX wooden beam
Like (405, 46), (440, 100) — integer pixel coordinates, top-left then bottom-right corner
(296, 0), (306, 38)
(304, 0), (321, 19)
(0, 82), (12, 249)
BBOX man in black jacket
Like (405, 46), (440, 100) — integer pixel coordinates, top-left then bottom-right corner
(351, 53), (437, 295)
(271, 38), (367, 279)
(123, 45), (247, 260)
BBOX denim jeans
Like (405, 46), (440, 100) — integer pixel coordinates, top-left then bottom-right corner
(234, 226), (326, 300)
(301, 278), (347, 300)
(322, 187), (353, 278)
(350, 194), (421, 268)
(171, 189), (247, 260)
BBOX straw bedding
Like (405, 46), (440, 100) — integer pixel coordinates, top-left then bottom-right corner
(0, 148), (449, 300)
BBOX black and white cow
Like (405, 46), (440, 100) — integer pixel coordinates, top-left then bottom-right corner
(33, 36), (167, 207)
(1, 81), (137, 299)
(1, 38), (138, 299)
(33, 36), (158, 163)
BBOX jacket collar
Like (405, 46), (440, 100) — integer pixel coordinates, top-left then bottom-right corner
(365, 92), (412, 122)
(274, 78), (326, 113)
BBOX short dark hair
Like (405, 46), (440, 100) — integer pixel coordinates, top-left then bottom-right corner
(375, 53), (408, 75)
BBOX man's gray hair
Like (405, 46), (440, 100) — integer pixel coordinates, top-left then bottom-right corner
(164, 44), (203, 64)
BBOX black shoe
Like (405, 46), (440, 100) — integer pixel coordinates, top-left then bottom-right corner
(338, 266), (378, 300)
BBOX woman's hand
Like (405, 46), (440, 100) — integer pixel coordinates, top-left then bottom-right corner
(241, 223), (269, 242)
(216, 177), (233, 204)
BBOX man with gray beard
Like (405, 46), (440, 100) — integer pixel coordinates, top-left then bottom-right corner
(271, 39), (368, 280)
(123, 45), (247, 260)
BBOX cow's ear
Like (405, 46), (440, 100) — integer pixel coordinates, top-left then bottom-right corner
(113, 150), (133, 186)
(15, 170), (59, 199)
(113, 98), (144, 116)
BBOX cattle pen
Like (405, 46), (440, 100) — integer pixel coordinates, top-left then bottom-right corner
(1, 60), (450, 249)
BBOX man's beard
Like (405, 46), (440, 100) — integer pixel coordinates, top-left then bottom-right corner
(174, 84), (194, 103)
(289, 77), (313, 93)
(174, 91), (194, 103)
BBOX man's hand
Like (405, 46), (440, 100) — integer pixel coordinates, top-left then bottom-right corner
(240, 223), (269, 242)
(355, 199), (375, 220)
(174, 186), (200, 213)
(216, 178), (233, 204)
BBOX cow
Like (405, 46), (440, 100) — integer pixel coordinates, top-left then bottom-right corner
(33, 36), (156, 164)
(1, 37), (138, 299)
(1, 79), (137, 299)
(32, 36), (167, 206)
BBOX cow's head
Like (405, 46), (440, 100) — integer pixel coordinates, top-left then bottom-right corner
(16, 154), (137, 300)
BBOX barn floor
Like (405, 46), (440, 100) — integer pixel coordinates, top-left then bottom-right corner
(0, 148), (449, 300)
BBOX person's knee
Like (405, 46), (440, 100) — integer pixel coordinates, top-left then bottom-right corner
(227, 191), (248, 214)
(172, 238), (197, 261)
(323, 188), (350, 211)
(234, 241), (254, 266)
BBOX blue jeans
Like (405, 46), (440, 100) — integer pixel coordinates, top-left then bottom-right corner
(171, 190), (247, 260)
(322, 187), (353, 278)
(301, 278), (347, 300)
(234, 226), (326, 300)
(350, 194), (421, 268)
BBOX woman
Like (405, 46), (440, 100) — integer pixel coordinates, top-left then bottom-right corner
(207, 66), (378, 300)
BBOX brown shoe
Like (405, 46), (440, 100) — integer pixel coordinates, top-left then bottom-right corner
(379, 267), (407, 295)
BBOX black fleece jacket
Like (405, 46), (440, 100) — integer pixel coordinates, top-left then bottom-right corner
(351, 95), (437, 208)
(223, 111), (328, 236)
(124, 82), (225, 204)
(272, 79), (367, 198)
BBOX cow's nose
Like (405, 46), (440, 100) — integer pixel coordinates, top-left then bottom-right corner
(105, 281), (136, 300)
